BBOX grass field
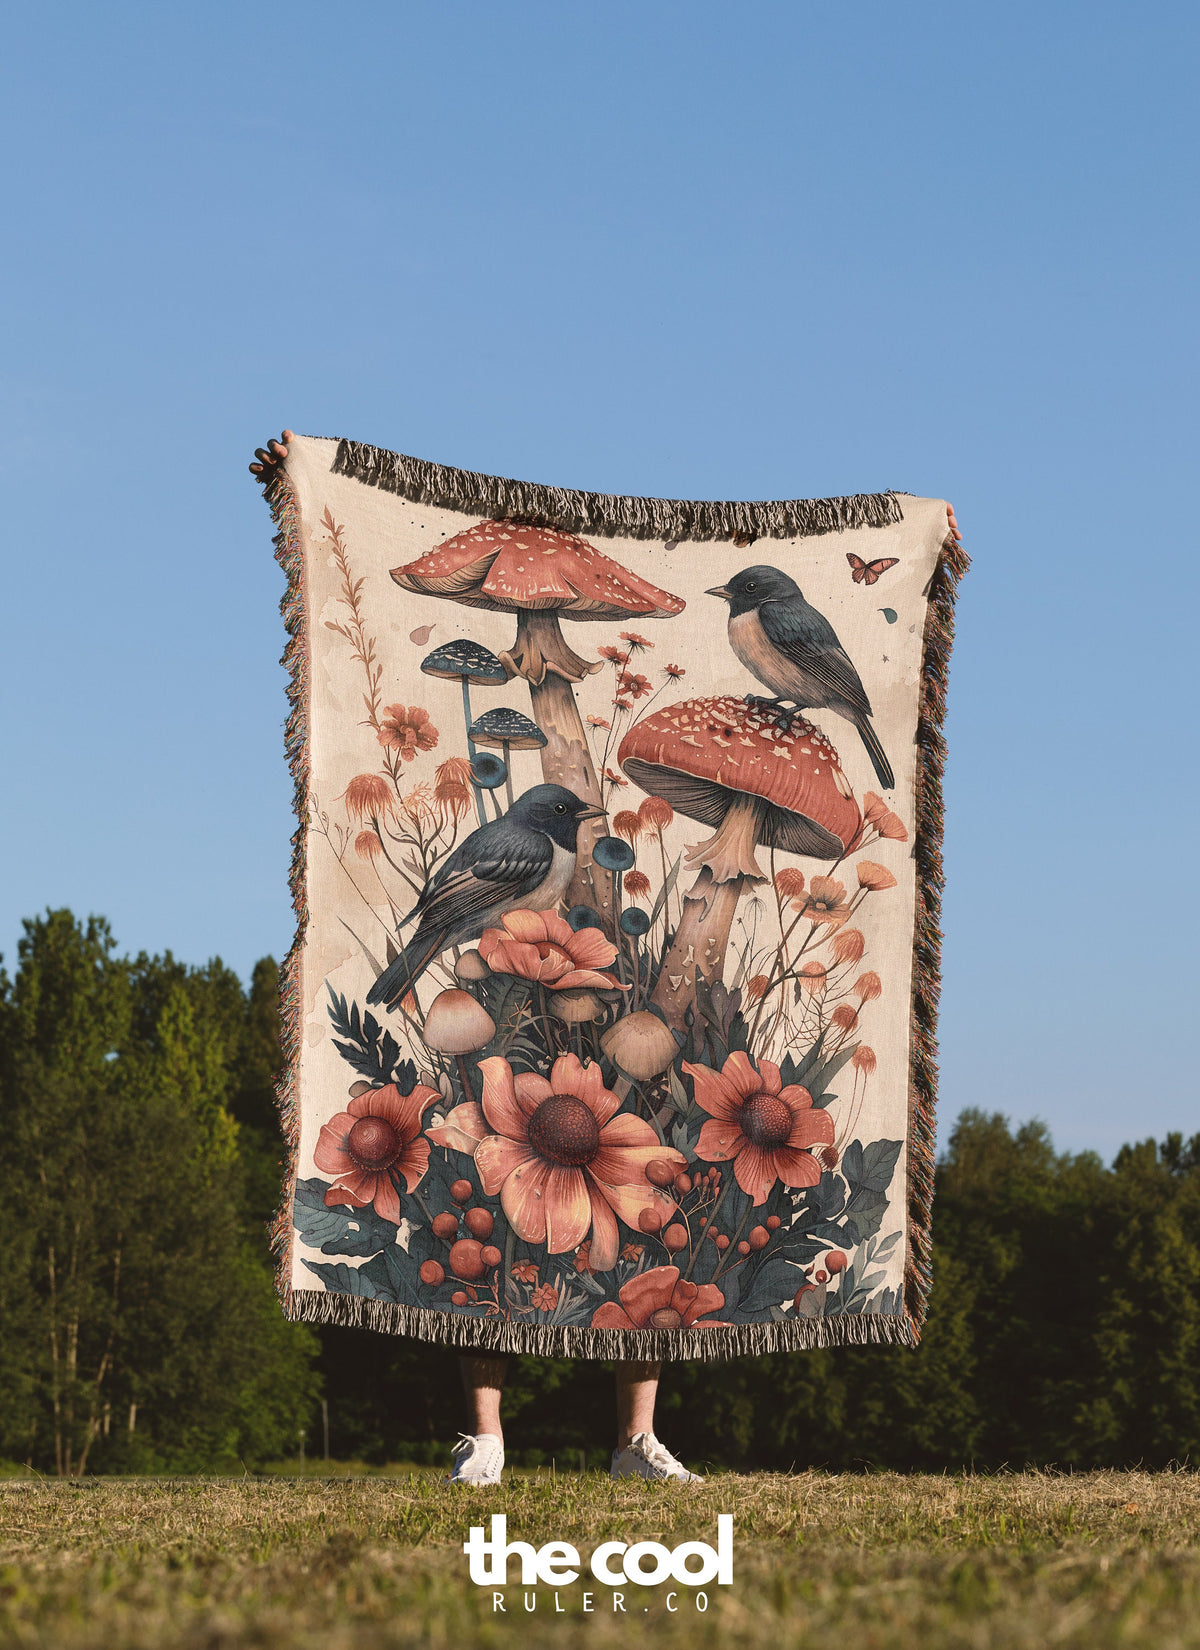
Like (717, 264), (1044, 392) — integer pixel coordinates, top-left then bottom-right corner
(2, 1469), (1199, 1649)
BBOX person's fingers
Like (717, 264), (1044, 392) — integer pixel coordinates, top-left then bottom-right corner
(249, 462), (264, 475)
(268, 439), (287, 458)
(254, 447), (277, 466)
(945, 502), (962, 541)
(281, 429), (294, 442)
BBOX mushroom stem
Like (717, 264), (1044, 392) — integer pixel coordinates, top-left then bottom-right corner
(507, 614), (613, 930)
(501, 739), (514, 809)
(649, 793), (767, 1035)
(460, 678), (488, 829)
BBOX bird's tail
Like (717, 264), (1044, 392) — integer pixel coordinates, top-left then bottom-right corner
(855, 715), (895, 791)
(365, 928), (443, 1009)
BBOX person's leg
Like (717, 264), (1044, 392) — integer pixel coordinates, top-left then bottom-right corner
(460, 1354), (508, 1441)
(614, 1360), (660, 1448)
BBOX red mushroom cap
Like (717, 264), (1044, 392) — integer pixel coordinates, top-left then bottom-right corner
(390, 521), (685, 622)
(617, 695), (862, 861)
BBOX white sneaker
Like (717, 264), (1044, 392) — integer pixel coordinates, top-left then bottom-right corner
(446, 1432), (504, 1485)
(610, 1432), (702, 1483)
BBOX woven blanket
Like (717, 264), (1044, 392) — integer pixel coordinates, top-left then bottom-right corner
(263, 440), (966, 1358)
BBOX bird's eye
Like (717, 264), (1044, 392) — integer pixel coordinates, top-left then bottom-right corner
(554, 802), (567, 814)
(745, 580), (757, 592)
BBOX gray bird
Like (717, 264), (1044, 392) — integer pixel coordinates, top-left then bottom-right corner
(707, 565), (895, 790)
(366, 783), (605, 1008)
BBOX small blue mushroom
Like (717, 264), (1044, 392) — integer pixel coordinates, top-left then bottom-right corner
(591, 836), (635, 873)
(421, 640), (508, 827)
(566, 905), (604, 932)
(468, 706), (547, 809)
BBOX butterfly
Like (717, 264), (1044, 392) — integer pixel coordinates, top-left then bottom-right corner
(847, 554), (898, 586)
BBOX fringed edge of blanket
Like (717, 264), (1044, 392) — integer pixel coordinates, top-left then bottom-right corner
(904, 530), (970, 1334)
(265, 468), (308, 1310)
(282, 1286), (917, 1361)
(329, 438), (903, 542)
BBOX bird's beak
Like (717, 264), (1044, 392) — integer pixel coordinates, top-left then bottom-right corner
(706, 584), (732, 601)
(578, 806), (607, 821)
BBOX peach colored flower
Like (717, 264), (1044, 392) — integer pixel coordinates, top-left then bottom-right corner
(854, 971), (882, 1002)
(856, 861), (898, 892)
(355, 830), (382, 860)
(574, 1242), (594, 1274)
(617, 671), (652, 700)
(479, 908), (623, 992)
(530, 1283), (559, 1312)
(620, 1242), (644, 1264)
(434, 756), (473, 819)
(315, 1082), (439, 1223)
(638, 796), (674, 832)
(746, 974), (771, 1001)
(599, 645), (630, 666)
(797, 961), (827, 994)
(612, 810), (644, 843)
(864, 792), (908, 840)
(774, 868), (806, 900)
(831, 1003), (859, 1032)
(511, 1261), (539, 1283)
(426, 1054), (683, 1270)
(830, 928), (865, 965)
(590, 1265), (727, 1330)
(852, 1045), (878, 1076)
(683, 1051), (834, 1206)
(343, 773), (395, 820)
(604, 766), (629, 785)
(612, 700), (633, 713)
(587, 715), (611, 730)
(663, 663), (686, 679)
(619, 631), (653, 652)
(797, 876), (851, 927)
(624, 870), (652, 900)
(378, 704), (438, 761)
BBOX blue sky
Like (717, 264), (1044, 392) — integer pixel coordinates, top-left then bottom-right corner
(2, 2), (1196, 1155)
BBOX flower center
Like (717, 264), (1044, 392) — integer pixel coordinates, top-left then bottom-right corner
(646, 1307), (684, 1330)
(739, 1092), (793, 1149)
(527, 1094), (601, 1168)
(347, 1115), (402, 1173)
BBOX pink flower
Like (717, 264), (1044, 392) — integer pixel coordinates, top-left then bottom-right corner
(683, 1051), (834, 1206)
(425, 1054), (682, 1270)
(478, 908), (623, 992)
(590, 1265), (727, 1330)
(378, 704), (438, 761)
(314, 1082), (440, 1222)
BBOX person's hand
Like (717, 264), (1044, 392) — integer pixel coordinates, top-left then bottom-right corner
(249, 430), (294, 480)
(946, 502), (962, 542)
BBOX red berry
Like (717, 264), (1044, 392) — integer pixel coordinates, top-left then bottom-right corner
(749, 1226), (770, 1250)
(698, 1215), (707, 1226)
(419, 1260), (444, 1286)
(431, 1212), (459, 1240)
(715, 1234), (730, 1251)
(737, 1241), (751, 1256)
(662, 1223), (688, 1252)
(450, 1179), (474, 1204)
(451, 1290), (468, 1306)
(464, 1207), (494, 1239)
(815, 1269), (828, 1284)
(645, 1158), (676, 1187)
(480, 1245), (502, 1269)
(449, 1239), (486, 1281)
(825, 1249), (848, 1273)
(766, 1215), (781, 1230)
(637, 1207), (664, 1234)
(673, 1172), (692, 1195)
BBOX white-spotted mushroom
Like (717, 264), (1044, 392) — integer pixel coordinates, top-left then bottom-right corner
(618, 695), (863, 1033)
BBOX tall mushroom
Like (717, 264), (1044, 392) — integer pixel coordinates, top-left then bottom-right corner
(420, 640), (508, 827)
(468, 706), (547, 809)
(618, 695), (862, 1034)
(391, 522), (685, 925)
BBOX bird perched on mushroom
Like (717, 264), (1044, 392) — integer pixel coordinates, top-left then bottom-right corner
(707, 565), (895, 791)
(366, 784), (605, 1009)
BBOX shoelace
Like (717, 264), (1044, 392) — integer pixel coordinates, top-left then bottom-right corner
(637, 1434), (679, 1473)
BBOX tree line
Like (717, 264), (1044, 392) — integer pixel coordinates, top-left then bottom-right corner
(1, 910), (1196, 1474)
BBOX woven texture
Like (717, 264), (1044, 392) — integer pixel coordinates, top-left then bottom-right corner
(264, 438), (966, 1359)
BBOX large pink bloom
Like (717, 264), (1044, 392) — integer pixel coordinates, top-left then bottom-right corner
(478, 909), (623, 991)
(426, 1054), (681, 1270)
(314, 1082), (440, 1223)
(683, 1051), (834, 1206)
(591, 1265), (727, 1330)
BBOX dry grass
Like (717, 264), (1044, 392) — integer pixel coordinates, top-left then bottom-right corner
(2, 1470), (1199, 1648)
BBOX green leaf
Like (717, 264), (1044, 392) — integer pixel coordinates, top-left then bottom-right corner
(293, 1177), (399, 1257)
(301, 1259), (387, 1300)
